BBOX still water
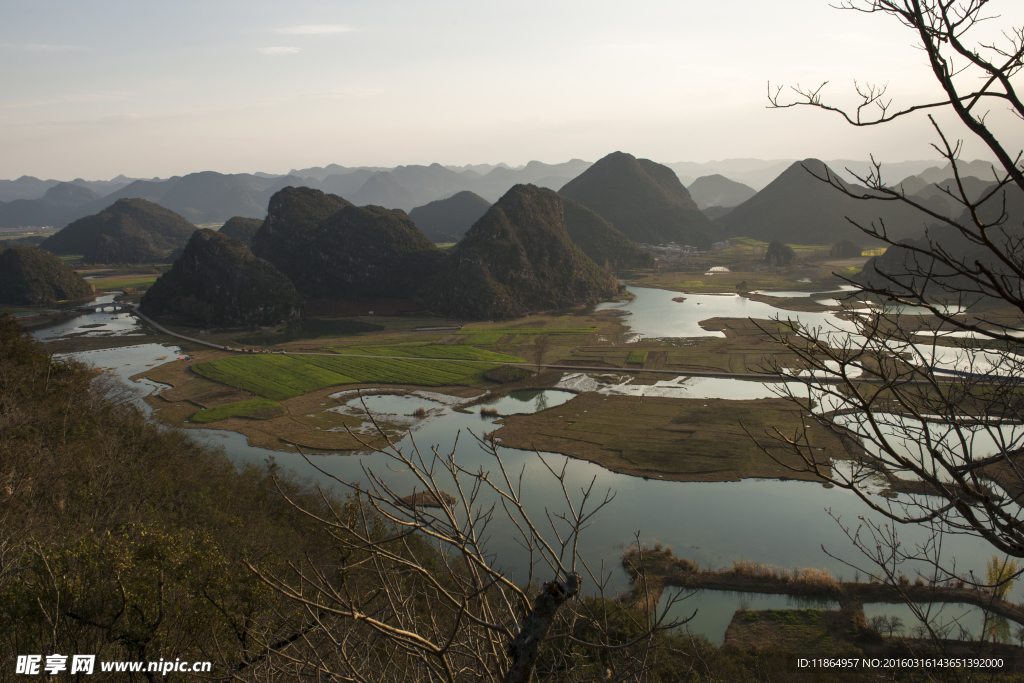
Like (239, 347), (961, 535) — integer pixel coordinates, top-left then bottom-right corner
(31, 294), (147, 340)
(595, 287), (861, 339)
(30, 291), (1014, 641)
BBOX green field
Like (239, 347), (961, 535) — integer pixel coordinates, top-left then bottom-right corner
(192, 354), (499, 400)
(455, 327), (597, 345)
(333, 343), (523, 363)
(191, 398), (283, 423)
(626, 350), (648, 364)
(90, 275), (160, 291)
(457, 331), (506, 345)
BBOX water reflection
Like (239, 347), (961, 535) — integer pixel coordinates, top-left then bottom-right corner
(656, 589), (839, 645)
(863, 602), (1002, 642)
(31, 294), (147, 340)
(595, 287), (861, 339)
(472, 389), (574, 414)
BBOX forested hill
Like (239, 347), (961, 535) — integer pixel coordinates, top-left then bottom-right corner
(0, 245), (94, 305)
(141, 229), (304, 327)
(434, 184), (619, 319)
(40, 198), (197, 261)
(559, 151), (714, 246)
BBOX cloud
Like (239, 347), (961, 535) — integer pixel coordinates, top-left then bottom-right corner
(257, 46), (302, 56)
(277, 24), (353, 35)
(1, 43), (82, 52)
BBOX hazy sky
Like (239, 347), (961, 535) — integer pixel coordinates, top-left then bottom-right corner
(3, 0), (1022, 179)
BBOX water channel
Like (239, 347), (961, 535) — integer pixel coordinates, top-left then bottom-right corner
(30, 286), (1019, 643)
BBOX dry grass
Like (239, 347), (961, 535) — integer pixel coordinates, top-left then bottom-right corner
(730, 559), (838, 590)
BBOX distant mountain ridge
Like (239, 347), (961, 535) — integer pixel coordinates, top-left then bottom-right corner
(686, 175), (756, 209)
(408, 191), (492, 243)
(0, 182), (101, 229)
(856, 183), (1024, 296)
(7, 157), (996, 231)
(713, 159), (946, 245)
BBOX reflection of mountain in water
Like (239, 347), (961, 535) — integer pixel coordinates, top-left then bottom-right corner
(502, 389), (550, 412)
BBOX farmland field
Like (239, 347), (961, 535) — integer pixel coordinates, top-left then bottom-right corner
(332, 343), (522, 363)
(90, 275), (160, 291)
(191, 398), (283, 423)
(626, 350), (648, 364)
(455, 327), (596, 345)
(192, 354), (500, 399)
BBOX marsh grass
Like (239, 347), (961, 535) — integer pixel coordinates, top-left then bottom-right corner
(730, 559), (838, 591)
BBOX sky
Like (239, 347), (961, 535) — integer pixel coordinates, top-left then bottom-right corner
(2, 0), (1022, 180)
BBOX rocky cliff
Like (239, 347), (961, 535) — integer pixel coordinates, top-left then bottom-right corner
(141, 229), (303, 327)
(434, 184), (619, 319)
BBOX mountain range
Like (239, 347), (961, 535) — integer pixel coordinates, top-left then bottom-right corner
(4, 156), (999, 234)
(142, 183), (623, 324)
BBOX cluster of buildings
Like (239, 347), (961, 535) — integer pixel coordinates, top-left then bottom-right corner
(635, 240), (732, 267)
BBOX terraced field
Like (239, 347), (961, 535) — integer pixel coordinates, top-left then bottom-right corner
(192, 354), (499, 400)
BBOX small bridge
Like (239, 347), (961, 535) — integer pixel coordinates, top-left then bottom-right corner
(76, 303), (131, 314)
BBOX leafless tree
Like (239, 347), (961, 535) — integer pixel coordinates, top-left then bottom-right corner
(241, 404), (689, 682)
(760, 0), (1024, 647)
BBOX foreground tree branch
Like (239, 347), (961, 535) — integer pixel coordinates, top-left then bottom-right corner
(764, 0), (1024, 651)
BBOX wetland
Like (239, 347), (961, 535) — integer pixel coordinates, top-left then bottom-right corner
(21, 248), (1024, 646)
